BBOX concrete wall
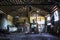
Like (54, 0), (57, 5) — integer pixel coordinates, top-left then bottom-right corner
(19, 17), (28, 23)
(7, 15), (13, 25)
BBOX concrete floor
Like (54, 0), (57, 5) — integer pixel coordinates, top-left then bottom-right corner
(0, 33), (60, 40)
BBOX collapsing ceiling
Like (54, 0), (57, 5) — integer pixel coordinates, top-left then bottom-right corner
(0, 0), (60, 5)
(0, 6), (49, 16)
(0, 0), (59, 17)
